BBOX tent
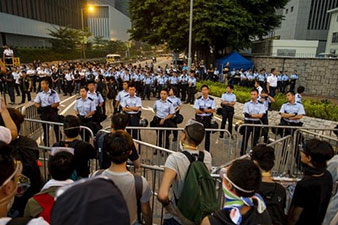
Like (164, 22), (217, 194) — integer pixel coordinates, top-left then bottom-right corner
(216, 52), (253, 72)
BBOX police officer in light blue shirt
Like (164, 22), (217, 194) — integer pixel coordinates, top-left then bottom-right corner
(241, 89), (265, 155)
(143, 73), (153, 100)
(290, 70), (299, 92)
(194, 84), (215, 151)
(74, 87), (96, 121)
(258, 90), (275, 143)
(152, 88), (175, 149)
(87, 80), (105, 122)
(179, 72), (189, 101)
(34, 79), (61, 146)
(220, 84), (236, 138)
(169, 72), (179, 95)
(121, 83), (142, 139)
(115, 81), (129, 113)
(280, 91), (305, 124)
(186, 71), (197, 104)
(281, 72), (290, 93)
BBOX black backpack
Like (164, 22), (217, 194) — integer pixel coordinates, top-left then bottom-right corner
(7, 217), (32, 225)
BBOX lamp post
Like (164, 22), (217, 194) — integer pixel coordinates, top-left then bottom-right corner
(187, 0), (193, 71)
(80, 5), (95, 59)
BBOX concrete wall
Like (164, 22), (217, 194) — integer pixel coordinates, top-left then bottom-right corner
(250, 56), (338, 98)
(271, 40), (319, 57)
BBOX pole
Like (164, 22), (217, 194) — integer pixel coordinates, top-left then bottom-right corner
(80, 8), (86, 59)
(187, 0), (193, 71)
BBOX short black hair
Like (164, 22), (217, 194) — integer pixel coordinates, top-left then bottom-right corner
(103, 131), (133, 164)
(160, 88), (168, 94)
(271, 68), (276, 73)
(0, 108), (24, 132)
(286, 91), (295, 96)
(227, 159), (261, 197)
(251, 144), (275, 172)
(184, 123), (205, 146)
(201, 84), (209, 90)
(297, 86), (305, 94)
(122, 81), (129, 85)
(111, 113), (128, 131)
(170, 87), (178, 95)
(80, 86), (88, 92)
(48, 152), (74, 181)
(303, 139), (334, 169)
(226, 84), (234, 90)
(0, 142), (15, 186)
(63, 115), (80, 138)
(41, 78), (50, 85)
(250, 88), (258, 94)
(128, 83), (136, 89)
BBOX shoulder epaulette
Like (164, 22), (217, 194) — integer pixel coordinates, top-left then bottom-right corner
(209, 96), (214, 100)
(124, 94), (130, 98)
(167, 99), (172, 104)
(88, 97), (93, 101)
(77, 97), (81, 100)
(198, 96), (202, 99)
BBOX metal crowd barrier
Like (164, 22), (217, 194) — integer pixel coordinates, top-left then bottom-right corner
(23, 118), (94, 147)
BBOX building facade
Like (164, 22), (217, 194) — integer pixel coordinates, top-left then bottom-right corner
(0, 0), (86, 47)
(272, 0), (338, 55)
(88, 0), (131, 42)
(325, 8), (338, 54)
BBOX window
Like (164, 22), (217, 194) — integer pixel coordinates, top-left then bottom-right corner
(332, 32), (338, 43)
(285, 8), (288, 14)
(291, 6), (294, 12)
(336, 15), (338, 22)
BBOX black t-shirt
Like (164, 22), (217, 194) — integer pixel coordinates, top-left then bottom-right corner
(290, 170), (333, 225)
(209, 206), (272, 225)
(258, 182), (286, 225)
(53, 140), (96, 178)
(52, 72), (59, 80)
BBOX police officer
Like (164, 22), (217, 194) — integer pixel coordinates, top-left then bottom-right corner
(156, 73), (165, 98)
(179, 71), (189, 102)
(241, 89), (265, 155)
(281, 71), (290, 93)
(168, 87), (182, 143)
(87, 80), (105, 122)
(121, 83), (142, 139)
(143, 72), (153, 100)
(290, 70), (299, 92)
(279, 90), (305, 136)
(34, 78), (61, 146)
(169, 72), (179, 94)
(74, 87), (96, 122)
(186, 71), (196, 104)
(258, 90), (275, 143)
(220, 84), (236, 138)
(194, 85), (215, 152)
(115, 81), (129, 113)
(152, 88), (175, 149)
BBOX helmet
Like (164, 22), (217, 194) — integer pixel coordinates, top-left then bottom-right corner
(216, 108), (223, 116)
(139, 118), (149, 127)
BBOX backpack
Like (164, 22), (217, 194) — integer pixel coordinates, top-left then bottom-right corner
(93, 170), (143, 223)
(260, 183), (286, 225)
(6, 217), (32, 225)
(176, 151), (218, 224)
(94, 130), (110, 169)
(32, 193), (55, 223)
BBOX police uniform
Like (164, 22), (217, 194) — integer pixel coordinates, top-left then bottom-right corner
(152, 98), (175, 149)
(220, 92), (236, 137)
(121, 95), (142, 139)
(179, 73), (189, 101)
(115, 90), (129, 113)
(168, 95), (182, 142)
(186, 76), (196, 104)
(87, 91), (105, 122)
(194, 96), (216, 151)
(169, 75), (178, 92)
(144, 76), (153, 100)
(156, 76), (165, 98)
(281, 74), (289, 93)
(74, 97), (96, 120)
(34, 89), (61, 146)
(279, 102), (305, 124)
(241, 100), (265, 155)
(295, 93), (302, 104)
(257, 73), (266, 90)
(258, 96), (271, 143)
(290, 73), (298, 92)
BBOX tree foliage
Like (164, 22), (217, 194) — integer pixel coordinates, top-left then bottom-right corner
(129, 0), (289, 59)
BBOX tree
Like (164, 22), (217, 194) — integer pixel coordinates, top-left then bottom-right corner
(129, 0), (289, 62)
(93, 36), (106, 48)
(48, 26), (91, 51)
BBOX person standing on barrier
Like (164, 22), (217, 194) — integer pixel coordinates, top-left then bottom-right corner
(186, 71), (196, 104)
(121, 83), (142, 140)
(34, 79), (61, 146)
(194, 85), (216, 152)
(240, 89), (265, 156)
(267, 68), (278, 97)
(279, 91), (305, 136)
(179, 70), (188, 102)
(151, 88), (175, 149)
(220, 84), (236, 139)
(288, 139), (334, 225)
(115, 81), (129, 113)
(19, 70), (32, 104)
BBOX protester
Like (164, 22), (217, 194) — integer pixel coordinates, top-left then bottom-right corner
(201, 159), (272, 225)
(288, 139), (334, 225)
(251, 145), (286, 225)
(0, 98), (18, 143)
(93, 130), (152, 225)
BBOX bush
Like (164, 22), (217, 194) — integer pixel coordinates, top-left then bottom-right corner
(196, 81), (338, 122)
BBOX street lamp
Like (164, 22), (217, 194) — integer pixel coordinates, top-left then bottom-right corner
(80, 5), (95, 59)
(187, 0), (193, 71)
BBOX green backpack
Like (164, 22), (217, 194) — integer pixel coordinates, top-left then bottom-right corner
(177, 151), (218, 224)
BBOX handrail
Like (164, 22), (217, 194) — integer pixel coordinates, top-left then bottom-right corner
(238, 123), (338, 131)
(296, 129), (338, 142)
(133, 139), (175, 154)
(267, 135), (292, 146)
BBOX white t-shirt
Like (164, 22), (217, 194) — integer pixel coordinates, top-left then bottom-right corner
(164, 149), (212, 222)
(0, 126), (12, 144)
(267, 74), (277, 87)
(0, 217), (49, 225)
(3, 49), (13, 57)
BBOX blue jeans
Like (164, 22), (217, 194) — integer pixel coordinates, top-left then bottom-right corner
(163, 218), (181, 225)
